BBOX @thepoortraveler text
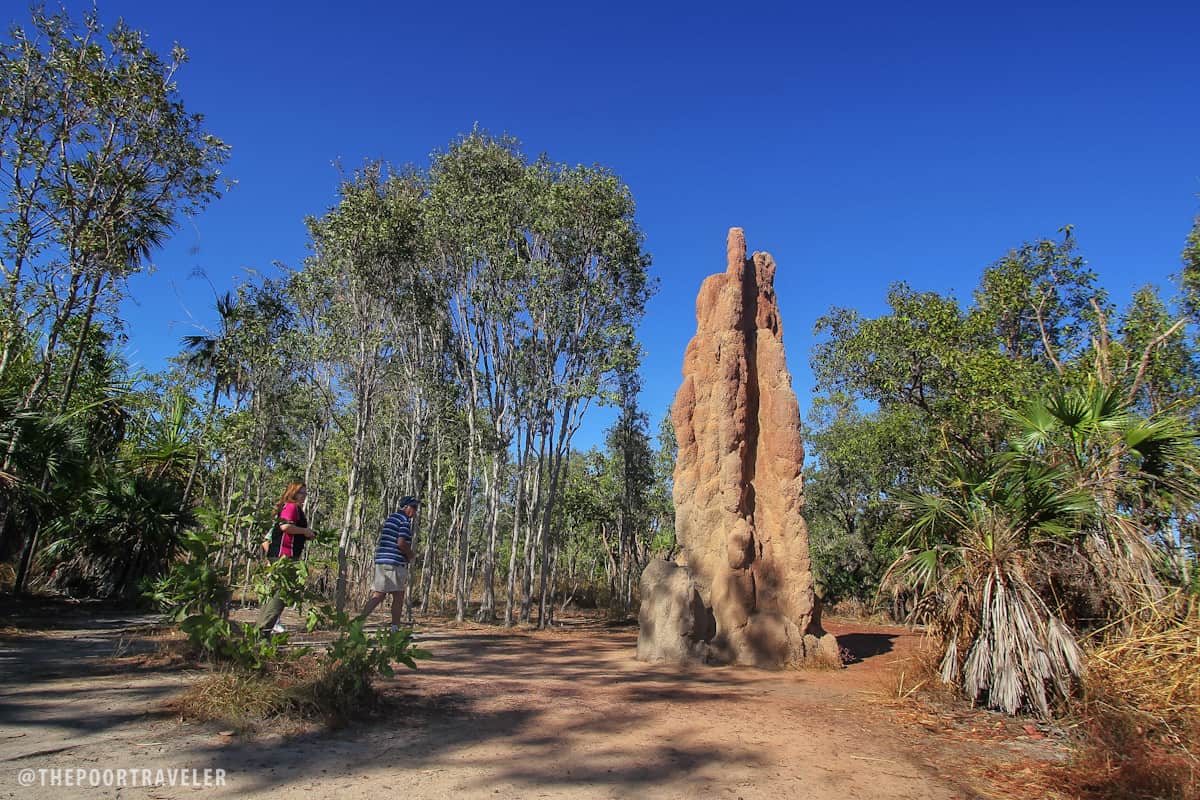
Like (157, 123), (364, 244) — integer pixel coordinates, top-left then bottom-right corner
(16, 766), (227, 788)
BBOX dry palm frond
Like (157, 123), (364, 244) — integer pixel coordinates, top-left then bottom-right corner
(911, 518), (1084, 717)
(960, 560), (1083, 716)
(1082, 517), (1166, 612)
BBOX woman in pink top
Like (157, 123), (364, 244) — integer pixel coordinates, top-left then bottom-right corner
(256, 482), (316, 635)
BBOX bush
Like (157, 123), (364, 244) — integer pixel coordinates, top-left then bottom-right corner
(172, 621), (429, 727)
(309, 612), (429, 720)
(146, 527), (290, 668)
(149, 519), (429, 723)
(146, 528), (230, 622)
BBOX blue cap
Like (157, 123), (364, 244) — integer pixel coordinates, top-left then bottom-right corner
(399, 496), (419, 508)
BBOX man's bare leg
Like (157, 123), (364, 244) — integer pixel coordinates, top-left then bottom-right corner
(389, 591), (405, 629)
(360, 591), (386, 620)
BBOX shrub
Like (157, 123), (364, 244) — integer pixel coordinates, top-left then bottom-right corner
(172, 621), (428, 727)
(150, 517), (429, 724)
(147, 527), (292, 668)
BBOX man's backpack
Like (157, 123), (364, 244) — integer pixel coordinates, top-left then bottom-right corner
(263, 521), (284, 559)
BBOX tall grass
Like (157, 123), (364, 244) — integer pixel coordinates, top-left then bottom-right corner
(1055, 595), (1199, 800)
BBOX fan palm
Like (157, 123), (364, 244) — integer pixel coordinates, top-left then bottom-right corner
(1005, 380), (1200, 613)
(888, 455), (1090, 715)
(40, 470), (196, 598)
(888, 378), (1200, 716)
(128, 389), (200, 483)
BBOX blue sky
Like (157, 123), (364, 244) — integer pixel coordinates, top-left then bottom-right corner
(27, 0), (1200, 450)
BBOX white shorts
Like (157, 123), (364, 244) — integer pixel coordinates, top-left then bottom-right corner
(372, 563), (409, 593)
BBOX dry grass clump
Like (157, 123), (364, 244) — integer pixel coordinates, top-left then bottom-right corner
(169, 655), (382, 730)
(825, 597), (894, 624)
(790, 643), (845, 670)
(1086, 601), (1199, 733)
(883, 635), (961, 705)
(171, 668), (297, 730)
(1054, 596), (1200, 800)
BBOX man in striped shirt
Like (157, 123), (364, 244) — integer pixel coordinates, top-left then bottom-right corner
(359, 496), (419, 632)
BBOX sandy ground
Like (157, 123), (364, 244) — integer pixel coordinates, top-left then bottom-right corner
(0, 599), (1066, 800)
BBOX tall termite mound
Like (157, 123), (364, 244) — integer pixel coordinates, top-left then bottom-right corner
(637, 228), (838, 668)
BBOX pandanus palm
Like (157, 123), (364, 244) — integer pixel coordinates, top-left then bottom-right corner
(888, 378), (1200, 716)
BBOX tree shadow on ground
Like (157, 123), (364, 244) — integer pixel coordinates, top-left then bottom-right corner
(836, 632), (898, 664)
(0, 680), (179, 743)
(163, 670), (767, 797)
(0, 593), (154, 631)
(2, 603), (938, 798)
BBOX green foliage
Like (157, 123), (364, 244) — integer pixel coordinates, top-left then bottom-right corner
(179, 614), (293, 672)
(0, 5), (228, 590)
(147, 524), (292, 669)
(808, 221), (1200, 717)
(254, 555), (314, 608)
(808, 226), (1199, 605)
(1180, 215), (1200, 322)
(553, 387), (674, 614)
(323, 612), (430, 677)
(0, 5), (229, 387)
(40, 468), (195, 597)
(145, 527), (228, 621)
(149, 518), (428, 683)
(804, 399), (929, 604)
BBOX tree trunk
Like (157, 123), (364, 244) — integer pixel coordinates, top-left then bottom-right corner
(477, 453), (503, 622)
(504, 424), (532, 626)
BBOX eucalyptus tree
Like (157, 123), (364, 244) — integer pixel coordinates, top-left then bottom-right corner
(555, 449), (612, 605)
(519, 158), (653, 626)
(602, 374), (656, 612)
(0, 7), (229, 407)
(504, 360), (551, 625)
(1179, 215), (1200, 323)
(423, 131), (529, 621)
(296, 164), (423, 611)
(364, 317), (457, 615)
(648, 413), (677, 554)
(812, 230), (1104, 461)
(1107, 287), (1197, 417)
(223, 279), (295, 519)
(421, 133), (654, 624)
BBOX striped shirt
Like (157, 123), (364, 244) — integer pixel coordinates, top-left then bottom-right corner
(374, 511), (413, 566)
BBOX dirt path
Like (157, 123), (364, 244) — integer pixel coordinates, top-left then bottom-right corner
(0, 601), (1056, 799)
